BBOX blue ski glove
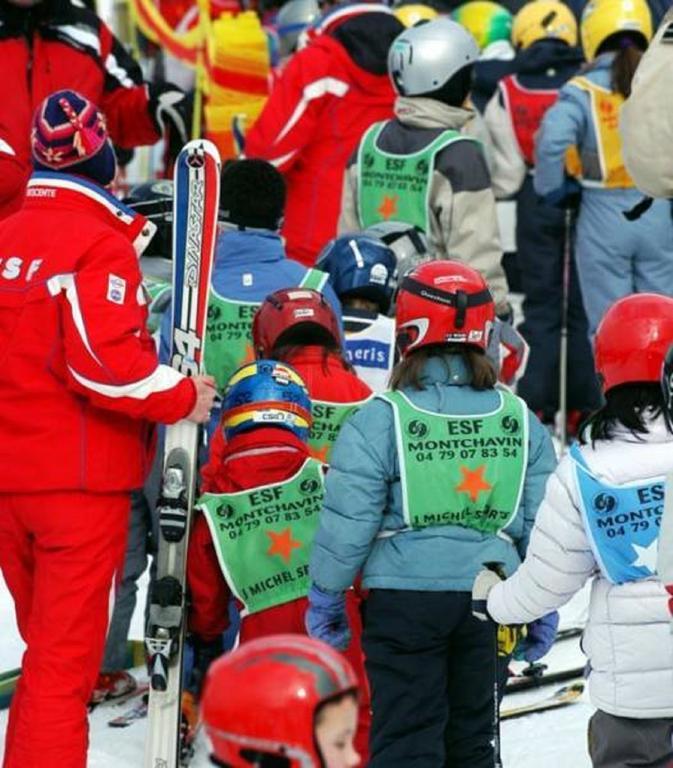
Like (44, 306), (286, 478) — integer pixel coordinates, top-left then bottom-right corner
(515, 612), (560, 662)
(305, 585), (351, 651)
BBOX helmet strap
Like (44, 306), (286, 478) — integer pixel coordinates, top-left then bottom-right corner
(400, 275), (492, 313)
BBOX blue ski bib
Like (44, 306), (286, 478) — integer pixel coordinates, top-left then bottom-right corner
(571, 443), (664, 585)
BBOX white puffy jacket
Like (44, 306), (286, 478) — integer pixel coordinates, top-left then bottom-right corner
(487, 418), (673, 719)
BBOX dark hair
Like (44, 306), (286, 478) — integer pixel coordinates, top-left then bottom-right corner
(389, 344), (497, 391)
(581, 382), (667, 445)
(596, 32), (646, 98)
(271, 324), (354, 374)
(219, 159), (286, 230)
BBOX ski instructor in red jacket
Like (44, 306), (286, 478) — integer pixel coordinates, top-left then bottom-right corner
(0, 91), (216, 768)
(245, 3), (404, 267)
(0, 0), (190, 222)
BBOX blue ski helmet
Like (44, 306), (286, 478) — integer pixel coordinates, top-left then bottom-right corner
(222, 360), (312, 441)
(316, 234), (398, 313)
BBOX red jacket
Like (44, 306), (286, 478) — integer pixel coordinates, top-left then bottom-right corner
(0, 0), (160, 221)
(245, 12), (400, 266)
(202, 347), (373, 487)
(0, 172), (195, 493)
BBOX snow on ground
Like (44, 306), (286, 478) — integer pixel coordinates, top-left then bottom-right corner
(1, 570), (593, 767)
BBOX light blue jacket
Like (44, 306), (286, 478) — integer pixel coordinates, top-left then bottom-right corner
(159, 228), (342, 363)
(310, 354), (557, 592)
(534, 53), (642, 206)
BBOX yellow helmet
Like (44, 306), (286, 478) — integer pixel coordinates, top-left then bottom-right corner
(512, 0), (578, 49)
(580, 0), (653, 60)
(451, 1), (513, 49)
(393, 3), (439, 27)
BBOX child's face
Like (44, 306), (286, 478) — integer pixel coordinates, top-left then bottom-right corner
(314, 695), (360, 768)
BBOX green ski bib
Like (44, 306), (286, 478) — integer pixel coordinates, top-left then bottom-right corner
(204, 268), (328, 392)
(357, 121), (473, 232)
(197, 458), (325, 615)
(381, 389), (528, 533)
(309, 397), (372, 463)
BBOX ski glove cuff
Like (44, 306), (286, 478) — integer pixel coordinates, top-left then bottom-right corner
(472, 568), (503, 621)
(305, 584), (351, 651)
(515, 611), (560, 662)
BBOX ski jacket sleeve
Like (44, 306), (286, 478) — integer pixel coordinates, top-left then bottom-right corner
(337, 160), (361, 233)
(187, 513), (232, 642)
(487, 453), (596, 625)
(0, 132), (27, 220)
(309, 399), (392, 593)
(97, 22), (161, 148)
(433, 142), (510, 314)
(516, 413), (558, 558)
(622, 8), (673, 198)
(533, 86), (587, 200)
(56, 232), (195, 424)
(244, 46), (343, 171)
(484, 88), (527, 200)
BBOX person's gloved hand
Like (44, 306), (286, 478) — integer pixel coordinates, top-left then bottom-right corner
(148, 83), (191, 156)
(514, 612), (560, 662)
(472, 567), (504, 621)
(487, 318), (530, 386)
(305, 584), (351, 650)
(542, 178), (582, 210)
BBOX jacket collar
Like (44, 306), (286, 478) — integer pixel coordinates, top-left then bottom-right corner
(215, 228), (286, 265)
(25, 171), (156, 255)
(394, 97), (474, 131)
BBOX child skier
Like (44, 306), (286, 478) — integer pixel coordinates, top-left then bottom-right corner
(160, 158), (340, 436)
(187, 360), (370, 760)
(475, 293), (673, 767)
(316, 233), (397, 393)
(202, 635), (361, 768)
(534, 0), (673, 336)
(338, 17), (511, 317)
(306, 260), (556, 767)
(484, 0), (601, 433)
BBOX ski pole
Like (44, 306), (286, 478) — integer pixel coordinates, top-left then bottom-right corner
(559, 208), (572, 446)
(483, 562), (505, 768)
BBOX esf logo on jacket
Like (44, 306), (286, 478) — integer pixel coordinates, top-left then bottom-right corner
(0, 256), (43, 282)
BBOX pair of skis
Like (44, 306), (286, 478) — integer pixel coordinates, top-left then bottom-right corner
(143, 139), (221, 768)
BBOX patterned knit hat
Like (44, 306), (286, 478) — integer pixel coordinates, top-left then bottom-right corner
(31, 90), (117, 185)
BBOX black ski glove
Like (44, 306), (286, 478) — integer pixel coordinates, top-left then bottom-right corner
(148, 83), (191, 158)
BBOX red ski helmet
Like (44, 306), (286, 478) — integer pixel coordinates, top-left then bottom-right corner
(594, 293), (673, 394)
(253, 288), (341, 358)
(395, 260), (495, 357)
(202, 634), (359, 768)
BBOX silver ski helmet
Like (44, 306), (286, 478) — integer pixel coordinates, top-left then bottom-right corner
(365, 220), (429, 282)
(388, 17), (479, 103)
(275, 0), (320, 56)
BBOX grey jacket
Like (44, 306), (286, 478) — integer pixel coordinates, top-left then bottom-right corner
(338, 96), (509, 313)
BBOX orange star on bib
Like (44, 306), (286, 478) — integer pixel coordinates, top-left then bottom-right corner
(377, 194), (399, 220)
(455, 465), (492, 502)
(266, 528), (302, 564)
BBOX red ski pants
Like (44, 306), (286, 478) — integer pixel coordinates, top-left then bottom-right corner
(0, 492), (129, 768)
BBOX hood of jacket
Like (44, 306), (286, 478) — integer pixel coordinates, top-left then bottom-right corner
(214, 228), (286, 266)
(327, 8), (403, 76)
(516, 40), (585, 75)
(394, 96), (475, 131)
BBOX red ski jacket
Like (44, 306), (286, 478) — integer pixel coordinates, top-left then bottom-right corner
(0, 172), (195, 493)
(245, 10), (401, 266)
(0, 0), (160, 222)
(201, 347), (373, 488)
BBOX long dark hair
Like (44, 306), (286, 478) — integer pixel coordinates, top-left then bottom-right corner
(581, 382), (667, 445)
(596, 32), (647, 98)
(390, 344), (497, 391)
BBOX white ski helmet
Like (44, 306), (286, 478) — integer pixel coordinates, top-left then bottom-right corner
(388, 17), (480, 97)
